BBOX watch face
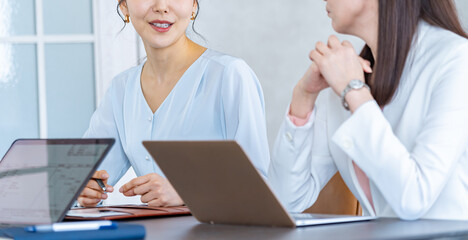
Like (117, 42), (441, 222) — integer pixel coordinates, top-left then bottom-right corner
(350, 79), (364, 89)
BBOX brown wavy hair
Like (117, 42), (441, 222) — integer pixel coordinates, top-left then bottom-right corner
(361, 0), (468, 106)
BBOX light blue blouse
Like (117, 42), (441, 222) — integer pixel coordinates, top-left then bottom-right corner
(84, 49), (270, 186)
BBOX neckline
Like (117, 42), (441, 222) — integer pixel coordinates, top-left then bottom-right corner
(137, 48), (210, 116)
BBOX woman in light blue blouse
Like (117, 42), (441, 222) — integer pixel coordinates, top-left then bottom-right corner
(77, 0), (270, 207)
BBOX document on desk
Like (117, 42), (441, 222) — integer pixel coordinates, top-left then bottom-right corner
(66, 204), (191, 220)
(67, 208), (132, 218)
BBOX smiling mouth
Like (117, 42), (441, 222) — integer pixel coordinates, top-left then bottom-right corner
(151, 23), (172, 28)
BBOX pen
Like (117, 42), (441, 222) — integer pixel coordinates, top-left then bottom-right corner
(25, 220), (117, 232)
(93, 178), (107, 192)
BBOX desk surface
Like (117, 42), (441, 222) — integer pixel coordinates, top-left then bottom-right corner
(126, 216), (468, 240)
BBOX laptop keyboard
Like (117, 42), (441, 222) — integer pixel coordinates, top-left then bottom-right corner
(291, 213), (340, 220)
(292, 213), (319, 220)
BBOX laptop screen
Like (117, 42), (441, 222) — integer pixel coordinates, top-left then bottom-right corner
(0, 139), (114, 226)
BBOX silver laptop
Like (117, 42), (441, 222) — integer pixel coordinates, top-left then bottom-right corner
(143, 140), (376, 228)
(0, 139), (114, 228)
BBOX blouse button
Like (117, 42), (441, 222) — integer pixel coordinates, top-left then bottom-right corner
(148, 117), (152, 122)
(285, 132), (293, 142)
(145, 156), (150, 161)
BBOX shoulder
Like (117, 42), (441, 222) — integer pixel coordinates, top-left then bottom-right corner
(409, 22), (468, 96)
(200, 50), (264, 101)
(107, 63), (143, 96)
(199, 49), (261, 94)
(201, 49), (254, 75)
(415, 21), (468, 63)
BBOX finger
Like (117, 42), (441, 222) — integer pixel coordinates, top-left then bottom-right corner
(315, 41), (331, 55)
(92, 170), (109, 180)
(87, 180), (102, 191)
(341, 40), (354, 49)
(81, 187), (108, 200)
(79, 197), (102, 207)
(89, 179), (113, 193)
(358, 57), (373, 73)
(140, 190), (160, 204)
(341, 40), (358, 56)
(147, 198), (165, 207)
(78, 196), (101, 207)
(309, 50), (324, 66)
(123, 188), (136, 197)
(310, 62), (320, 73)
(133, 182), (155, 196)
(328, 35), (341, 49)
(358, 57), (371, 66)
(105, 184), (114, 193)
(120, 175), (151, 193)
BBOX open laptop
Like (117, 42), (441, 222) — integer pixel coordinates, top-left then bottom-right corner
(0, 138), (114, 228)
(143, 140), (376, 228)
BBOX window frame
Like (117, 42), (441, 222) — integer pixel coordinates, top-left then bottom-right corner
(0, 0), (141, 139)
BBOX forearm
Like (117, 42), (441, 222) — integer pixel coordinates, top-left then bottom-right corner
(290, 85), (318, 118)
(269, 106), (336, 212)
(269, 118), (318, 212)
(345, 87), (374, 113)
(333, 101), (468, 220)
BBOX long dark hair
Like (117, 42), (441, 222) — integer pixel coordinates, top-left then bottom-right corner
(361, 0), (468, 107)
(116, 0), (201, 34)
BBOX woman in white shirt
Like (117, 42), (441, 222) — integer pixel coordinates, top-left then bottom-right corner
(77, 0), (270, 207)
(269, 0), (468, 220)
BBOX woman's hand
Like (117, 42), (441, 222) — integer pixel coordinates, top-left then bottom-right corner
(120, 173), (184, 207)
(78, 170), (114, 207)
(310, 35), (372, 96)
(290, 62), (329, 118)
(299, 62), (330, 96)
(290, 36), (373, 118)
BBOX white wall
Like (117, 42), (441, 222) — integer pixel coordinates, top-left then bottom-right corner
(190, 0), (468, 148)
(458, 0), (468, 28)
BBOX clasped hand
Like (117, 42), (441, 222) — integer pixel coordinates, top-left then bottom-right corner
(303, 35), (373, 96)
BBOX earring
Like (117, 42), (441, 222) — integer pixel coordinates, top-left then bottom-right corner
(191, 12), (196, 20)
(124, 15), (130, 23)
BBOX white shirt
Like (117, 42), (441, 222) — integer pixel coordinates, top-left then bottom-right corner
(269, 21), (468, 220)
(84, 49), (270, 186)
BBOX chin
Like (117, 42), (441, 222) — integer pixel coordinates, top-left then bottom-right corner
(331, 22), (340, 32)
(149, 42), (172, 49)
(145, 31), (186, 50)
(331, 22), (346, 34)
(146, 38), (177, 49)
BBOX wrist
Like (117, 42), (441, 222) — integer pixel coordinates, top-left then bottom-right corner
(340, 79), (369, 111)
(290, 85), (318, 118)
(346, 87), (373, 113)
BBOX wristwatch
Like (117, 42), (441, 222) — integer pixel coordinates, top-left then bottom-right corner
(340, 79), (370, 111)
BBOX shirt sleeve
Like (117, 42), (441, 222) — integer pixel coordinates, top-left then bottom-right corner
(332, 42), (468, 220)
(83, 80), (131, 187)
(288, 110), (313, 127)
(220, 59), (270, 178)
(268, 90), (337, 212)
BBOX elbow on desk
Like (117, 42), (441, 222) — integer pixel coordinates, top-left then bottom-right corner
(269, 183), (319, 213)
(393, 200), (432, 221)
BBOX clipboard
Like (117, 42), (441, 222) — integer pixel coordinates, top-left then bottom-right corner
(65, 205), (190, 220)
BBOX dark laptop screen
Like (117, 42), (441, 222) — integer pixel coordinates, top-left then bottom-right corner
(0, 139), (113, 225)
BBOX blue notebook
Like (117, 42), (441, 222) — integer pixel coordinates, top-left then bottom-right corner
(0, 223), (145, 240)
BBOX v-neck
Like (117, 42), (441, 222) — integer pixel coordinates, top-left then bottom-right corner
(137, 49), (209, 116)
